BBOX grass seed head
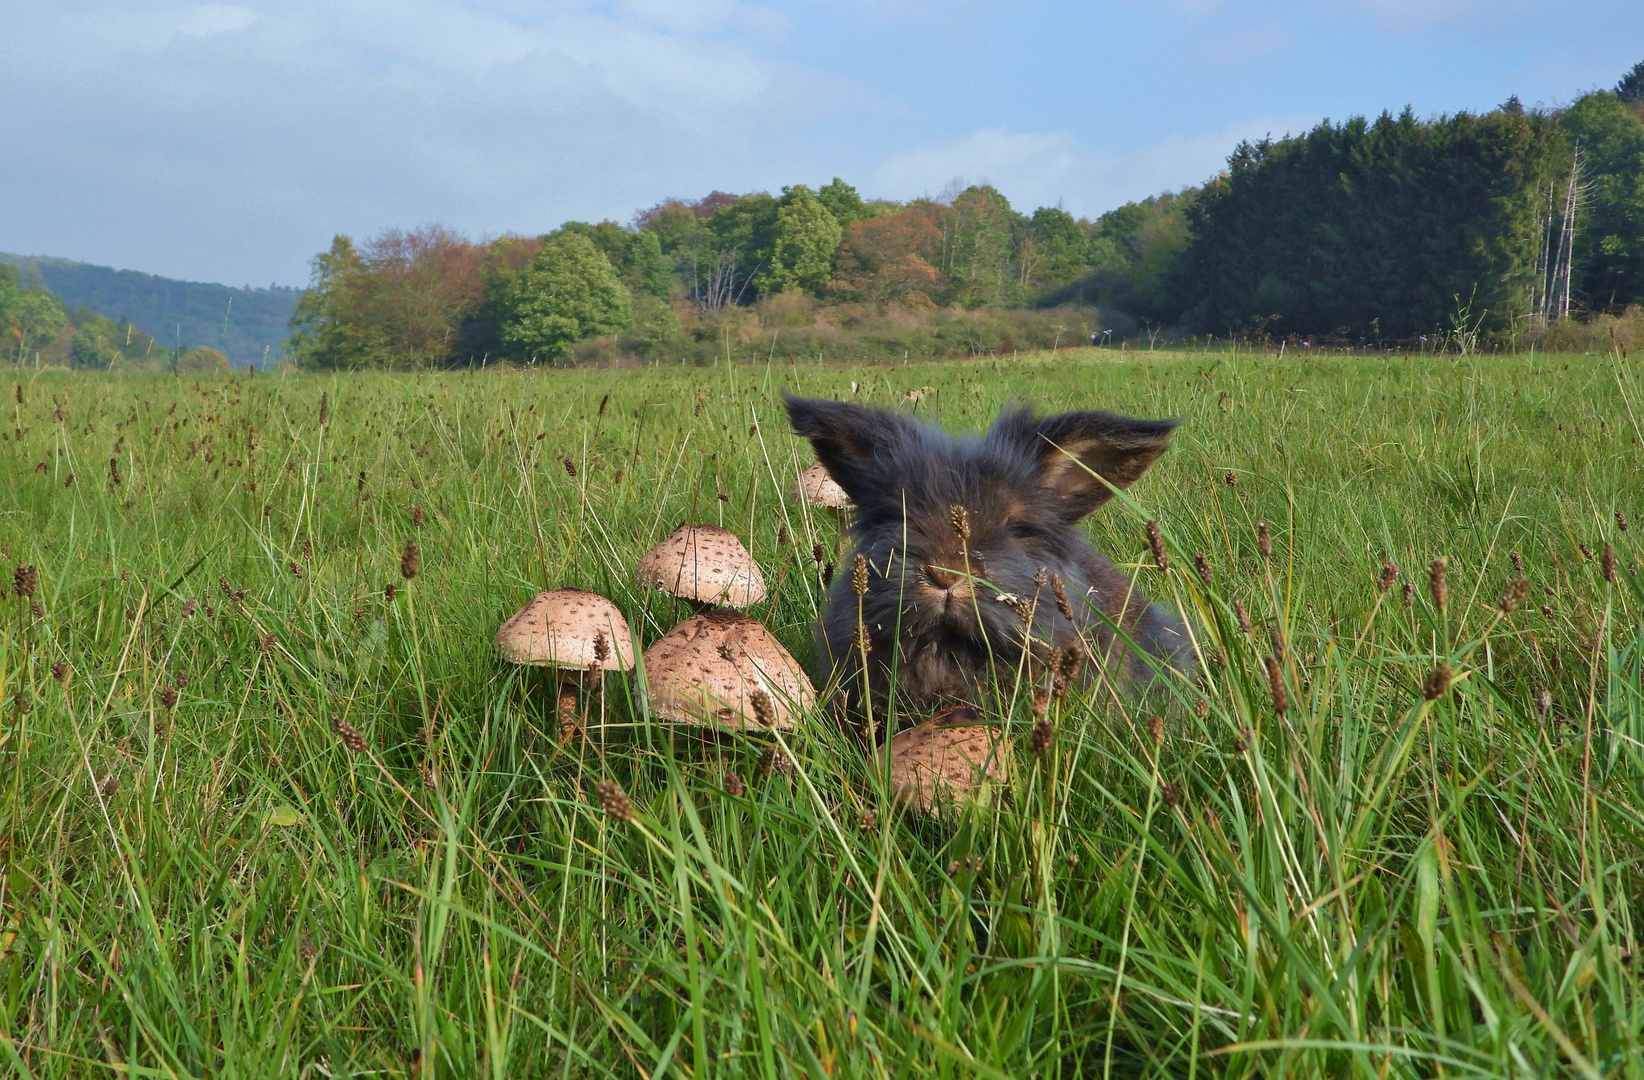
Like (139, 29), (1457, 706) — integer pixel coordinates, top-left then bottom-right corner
(758, 747), (791, 776)
(1402, 580), (1414, 608)
(593, 631), (610, 664)
(1233, 598), (1253, 634)
(1264, 655), (1287, 715)
(1578, 542), (1593, 563)
(384, 583), (397, 603)
(1510, 550), (1524, 573)
(1194, 552), (1213, 587)
(1031, 686), (1050, 719)
(1147, 714), (1165, 746)
(723, 770), (744, 798)
(594, 779), (635, 823)
(950, 504), (971, 541)
(821, 561), (835, 586)
(1427, 557), (1448, 611)
(412, 504), (424, 527)
(1146, 520), (1169, 570)
(1602, 543), (1617, 583)
(812, 542), (825, 564)
(160, 685), (177, 710)
(1378, 562), (1398, 594)
(1423, 662), (1453, 701)
(51, 659), (68, 683)
(1030, 718), (1053, 758)
(13, 564), (37, 599)
(330, 715), (369, 753)
(851, 553), (868, 596)
(1224, 470), (1237, 487)
(1050, 573), (1073, 620)
(1161, 781), (1182, 808)
(1057, 644), (1085, 687)
(318, 391), (329, 427)
(750, 689), (775, 727)
(777, 525), (788, 546)
(399, 540), (420, 580)
(1499, 577), (1530, 613)
(1257, 521), (1272, 560)
(1617, 510), (1629, 533)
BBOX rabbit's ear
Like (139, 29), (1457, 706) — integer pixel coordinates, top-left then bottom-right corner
(785, 395), (917, 502)
(992, 408), (1180, 521)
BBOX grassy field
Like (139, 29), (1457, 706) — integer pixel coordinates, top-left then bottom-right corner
(0, 348), (1640, 1078)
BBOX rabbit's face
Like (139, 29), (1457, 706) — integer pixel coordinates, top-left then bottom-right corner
(787, 395), (1182, 700)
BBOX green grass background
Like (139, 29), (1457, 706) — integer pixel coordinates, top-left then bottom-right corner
(1, 348), (1641, 1077)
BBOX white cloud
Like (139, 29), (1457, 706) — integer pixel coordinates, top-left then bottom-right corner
(174, 3), (261, 36)
(869, 115), (1317, 217)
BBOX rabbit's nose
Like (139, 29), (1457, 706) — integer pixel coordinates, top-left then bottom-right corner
(926, 564), (962, 590)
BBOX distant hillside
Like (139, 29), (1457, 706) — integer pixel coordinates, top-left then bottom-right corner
(0, 253), (299, 366)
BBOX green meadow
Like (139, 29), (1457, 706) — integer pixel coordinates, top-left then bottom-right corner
(0, 348), (1640, 1077)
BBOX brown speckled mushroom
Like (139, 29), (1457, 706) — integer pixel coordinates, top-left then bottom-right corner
(792, 462), (849, 510)
(877, 705), (1006, 813)
(636, 524), (766, 610)
(495, 589), (635, 740)
(641, 609), (814, 731)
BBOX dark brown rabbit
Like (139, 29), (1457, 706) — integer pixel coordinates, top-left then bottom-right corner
(786, 394), (1194, 731)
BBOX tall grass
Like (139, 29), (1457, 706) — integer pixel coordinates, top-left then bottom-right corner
(0, 349), (1639, 1077)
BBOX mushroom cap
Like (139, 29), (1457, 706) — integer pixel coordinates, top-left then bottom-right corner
(495, 589), (636, 671)
(641, 609), (814, 731)
(878, 705), (1006, 812)
(792, 462), (849, 510)
(636, 524), (767, 608)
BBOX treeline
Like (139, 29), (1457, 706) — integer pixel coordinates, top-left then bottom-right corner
(285, 181), (1185, 368)
(286, 60), (1644, 366)
(1, 262), (230, 372)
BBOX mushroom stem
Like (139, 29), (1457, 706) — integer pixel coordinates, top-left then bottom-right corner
(556, 681), (579, 744)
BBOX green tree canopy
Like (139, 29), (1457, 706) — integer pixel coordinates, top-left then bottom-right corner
(1561, 92), (1644, 307)
(500, 232), (632, 361)
(817, 179), (868, 231)
(755, 186), (843, 296)
(1618, 59), (1644, 104)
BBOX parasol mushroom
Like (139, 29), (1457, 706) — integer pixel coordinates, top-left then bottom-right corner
(791, 462), (849, 510)
(641, 609), (814, 731)
(636, 524), (766, 610)
(495, 588), (635, 739)
(877, 705), (1006, 812)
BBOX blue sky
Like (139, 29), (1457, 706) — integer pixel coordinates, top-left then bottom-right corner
(1, 1), (1639, 288)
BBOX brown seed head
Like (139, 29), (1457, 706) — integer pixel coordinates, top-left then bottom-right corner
(750, 689), (775, 727)
(1378, 562), (1398, 594)
(757, 747), (791, 776)
(1510, 550), (1524, 573)
(1264, 655), (1287, 715)
(330, 715), (369, 753)
(1050, 573), (1073, 621)
(1194, 552), (1213, 587)
(412, 504), (424, 527)
(1030, 718), (1053, 758)
(1616, 510), (1629, 533)
(1423, 662), (1453, 701)
(384, 583), (397, 603)
(1147, 714), (1164, 746)
(560, 456), (577, 478)
(51, 659), (68, 683)
(289, 560), (303, 579)
(160, 685), (178, 710)
(777, 525), (789, 546)
(812, 541), (826, 564)
(400, 540), (420, 580)
(1602, 543), (1617, 583)
(593, 631), (610, 664)
(1057, 644), (1085, 686)
(1146, 520), (1169, 571)
(1428, 557), (1448, 611)
(1402, 581), (1414, 609)
(594, 779), (635, 823)
(723, 770), (744, 798)
(1257, 521), (1272, 560)
(1224, 470), (1237, 488)
(318, 391), (329, 427)
(851, 553), (868, 596)
(1034, 566), (1049, 588)
(259, 632), (277, 653)
(1578, 542), (1593, 563)
(1233, 598), (1253, 635)
(13, 564), (37, 599)
(1498, 577), (1530, 613)
(950, 504), (971, 541)
(1161, 781), (1183, 808)
(1537, 688), (1552, 715)
(821, 561), (835, 586)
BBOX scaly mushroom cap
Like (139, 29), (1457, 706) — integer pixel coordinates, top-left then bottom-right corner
(636, 524), (766, 608)
(642, 610), (813, 730)
(495, 589), (635, 671)
(879, 705), (1006, 812)
(792, 462), (849, 509)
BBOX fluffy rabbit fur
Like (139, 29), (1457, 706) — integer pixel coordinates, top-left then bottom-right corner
(787, 395), (1195, 727)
